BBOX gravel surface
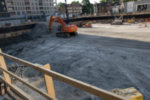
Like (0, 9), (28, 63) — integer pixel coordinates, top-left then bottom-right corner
(1, 22), (150, 100)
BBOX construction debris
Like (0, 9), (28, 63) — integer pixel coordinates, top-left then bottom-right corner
(8, 64), (25, 78)
(111, 87), (143, 100)
(112, 15), (123, 25)
(76, 21), (93, 28)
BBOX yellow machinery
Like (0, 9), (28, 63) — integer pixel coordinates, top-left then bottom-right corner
(77, 21), (92, 28)
(112, 87), (143, 100)
(128, 18), (135, 23)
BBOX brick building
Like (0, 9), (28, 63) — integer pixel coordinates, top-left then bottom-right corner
(58, 3), (82, 18)
(94, 2), (112, 16)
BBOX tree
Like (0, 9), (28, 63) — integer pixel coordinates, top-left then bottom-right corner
(82, 0), (93, 14)
(101, 0), (107, 2)
(123, 0), (137, 2)
(82, 0), (91, 5)
(100, 0), (137, 2)
(71, 1), (80, 4)
(56, 2), (65, 8)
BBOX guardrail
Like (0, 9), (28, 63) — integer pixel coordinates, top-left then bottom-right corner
(0, 49), (125, 100)
(67, 12), (150, 22)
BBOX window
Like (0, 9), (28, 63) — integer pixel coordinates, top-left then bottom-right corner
(137, 4), (147, 12)
(2, 7), (6, 11)
(1, 1), (5, 5)
(17, 12), (20, 15)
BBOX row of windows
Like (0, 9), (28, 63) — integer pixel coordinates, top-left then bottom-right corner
(8, 6), (53, 11)
(68, 11), (82, 13)
(7, 6), (53, 12)
(11, 10), (53, 16)
(7, 0), (54, 7)
(68, 7), (82, 10)
(7, 0), (52, 2)
(8, 3), (53, 6)
(0, 13), (10, 17)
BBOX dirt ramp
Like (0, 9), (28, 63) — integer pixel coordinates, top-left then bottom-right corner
(30, 22), (48, 37)
(30, 22), (59, 38)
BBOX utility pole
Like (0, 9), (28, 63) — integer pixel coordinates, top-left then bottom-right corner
(65, 0), (69, 24)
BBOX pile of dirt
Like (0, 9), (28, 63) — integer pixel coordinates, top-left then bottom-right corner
(28, 22), (60, 38)
(29, 22), (49, 38)
(0, 22), (60, 47)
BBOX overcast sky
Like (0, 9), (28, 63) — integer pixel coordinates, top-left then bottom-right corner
(57, 0), (100, 4)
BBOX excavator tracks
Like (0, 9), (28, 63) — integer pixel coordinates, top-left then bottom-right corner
(56, 32), (78, 38)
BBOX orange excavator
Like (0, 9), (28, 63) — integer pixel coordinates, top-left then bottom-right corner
(49, 16), (78, 38)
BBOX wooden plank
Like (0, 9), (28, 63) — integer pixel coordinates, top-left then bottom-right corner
(0, 81), (5, 95)
(43, 64), (56, 99)
(0, 49), (11, 90)
(0, 52), (125, 100)
(0, 76), (32, 100)
(6, 89), (26, 100)
(0, 67), (56, 100)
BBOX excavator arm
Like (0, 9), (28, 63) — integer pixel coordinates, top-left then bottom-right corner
(49, 16), (66, 30)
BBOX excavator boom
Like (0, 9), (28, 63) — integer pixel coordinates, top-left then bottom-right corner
(49, 16), (66, 30)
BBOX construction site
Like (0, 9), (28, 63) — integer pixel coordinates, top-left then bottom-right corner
(0, 16), (149, 100)
(0, 0), (150, 100)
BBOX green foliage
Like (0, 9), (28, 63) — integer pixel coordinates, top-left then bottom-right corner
(82, 0), (91, 5)
(71, 1), (80, 4)
(123, 0), (137, 2)
(101, 0), (107, 2)
(56, 2), (65, 8)
(82, 0), (93, 14)
(100, 0), (137, 2)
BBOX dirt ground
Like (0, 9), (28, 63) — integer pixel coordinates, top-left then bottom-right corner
(1, 22), (150, 100)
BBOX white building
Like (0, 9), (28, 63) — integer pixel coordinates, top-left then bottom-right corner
(4, 0), (55, 17)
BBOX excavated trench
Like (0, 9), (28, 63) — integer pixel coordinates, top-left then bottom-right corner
(0, 22), (150, 100)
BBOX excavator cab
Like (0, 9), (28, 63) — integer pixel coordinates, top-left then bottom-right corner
(49, 16), (78, 38)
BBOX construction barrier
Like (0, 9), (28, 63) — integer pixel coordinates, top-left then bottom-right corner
(0, 48), (126, 100)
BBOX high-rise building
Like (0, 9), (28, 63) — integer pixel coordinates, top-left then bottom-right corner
(0, 0), (54, 18)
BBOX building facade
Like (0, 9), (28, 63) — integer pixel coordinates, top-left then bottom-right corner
(125, 0), (150, 13)
(0, 0), (55, 18)
(0, 0), (10, 17)
(58, 4), (82, 18)
(94, 2), (112, 16)
(94, 0), (150, 16)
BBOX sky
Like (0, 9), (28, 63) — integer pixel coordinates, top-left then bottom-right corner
(57, 0), (100, 4)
